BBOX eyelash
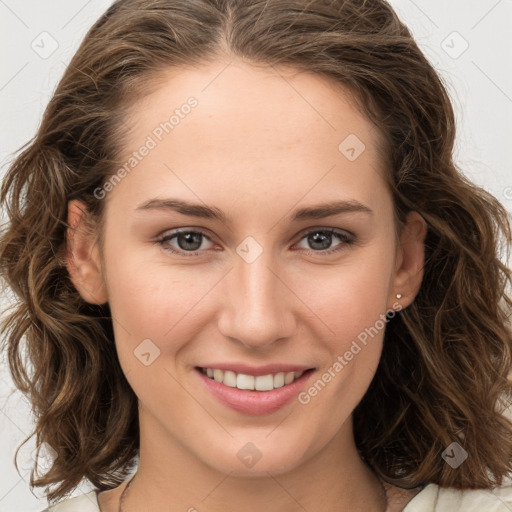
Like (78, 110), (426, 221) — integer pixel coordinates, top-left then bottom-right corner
(156, 228), (355, 257)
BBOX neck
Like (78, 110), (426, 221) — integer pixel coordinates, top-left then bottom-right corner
(120, 409), (387, 512)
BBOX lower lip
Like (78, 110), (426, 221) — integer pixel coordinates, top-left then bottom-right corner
(196, 367), (315, 416)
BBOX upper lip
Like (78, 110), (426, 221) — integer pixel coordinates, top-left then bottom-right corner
(196, 363), (315, 377)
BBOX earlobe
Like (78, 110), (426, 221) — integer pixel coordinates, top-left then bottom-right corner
(65, 199), (108, 305)
(390, 211), (428, 309)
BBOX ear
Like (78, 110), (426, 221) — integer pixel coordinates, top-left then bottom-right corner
(388, 210), (427, 310)
(65, 199), (108, 305)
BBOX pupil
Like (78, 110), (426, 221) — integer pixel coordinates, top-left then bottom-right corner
(309, 232), (331, 250)
(178, 232), (202, 251)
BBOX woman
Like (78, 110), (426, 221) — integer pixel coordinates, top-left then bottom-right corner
(1, 1), (511, 511)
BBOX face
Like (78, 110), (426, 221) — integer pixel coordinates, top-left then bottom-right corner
(68, 58), (426, 479)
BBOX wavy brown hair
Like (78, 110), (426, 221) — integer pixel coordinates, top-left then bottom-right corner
(1, 0), (512, 505)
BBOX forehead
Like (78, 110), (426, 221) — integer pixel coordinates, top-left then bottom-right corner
(108, 59), (390, 216)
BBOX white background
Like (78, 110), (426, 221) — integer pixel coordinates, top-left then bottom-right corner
(1, 1), (511, 510)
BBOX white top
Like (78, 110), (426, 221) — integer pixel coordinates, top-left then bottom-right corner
(41, 482), (512, 511)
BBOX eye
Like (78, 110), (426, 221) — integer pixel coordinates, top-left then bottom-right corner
(156, 227), (355, 257)
(294, 228), (355, 255)
(158, 229), (215, 256)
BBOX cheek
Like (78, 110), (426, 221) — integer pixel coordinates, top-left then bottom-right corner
(295, 245), (395, 345)
(107, 265), (205, 343)
(105, 262), (208, 403)
(101, 233), (190, 358)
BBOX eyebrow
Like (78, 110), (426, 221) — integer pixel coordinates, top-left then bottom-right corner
(135, 198), (373, 222)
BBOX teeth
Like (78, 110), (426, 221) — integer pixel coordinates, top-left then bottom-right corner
(273, 372), (285, 388)
(237, 373), (254, 390)
(255, 374), (274, 391)
(201, 368), (307, 391)
(223, 370), (237, 388)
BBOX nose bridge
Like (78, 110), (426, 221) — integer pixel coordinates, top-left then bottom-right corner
(218, 237), (294, 347)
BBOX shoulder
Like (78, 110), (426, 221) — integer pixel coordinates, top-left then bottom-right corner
(39, 491), (100, 512)
(403, 481), (512, 511)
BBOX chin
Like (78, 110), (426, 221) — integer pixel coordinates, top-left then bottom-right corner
(202, 440), (309, 477)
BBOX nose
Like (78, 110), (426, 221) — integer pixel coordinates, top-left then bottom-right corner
(217, 243), (296, 350)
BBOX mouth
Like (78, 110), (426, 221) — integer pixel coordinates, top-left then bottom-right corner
(197, 366), (314, 391)
(195, 366), (316, 415)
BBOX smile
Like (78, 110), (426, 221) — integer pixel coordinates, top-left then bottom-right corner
(200, 367), (306, 391)
(196, 366), (316, 415)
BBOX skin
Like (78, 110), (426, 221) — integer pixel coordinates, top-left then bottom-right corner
(66, 58), (427, 512)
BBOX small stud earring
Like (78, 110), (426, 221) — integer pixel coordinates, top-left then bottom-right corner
(396, 293), (402, 299)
